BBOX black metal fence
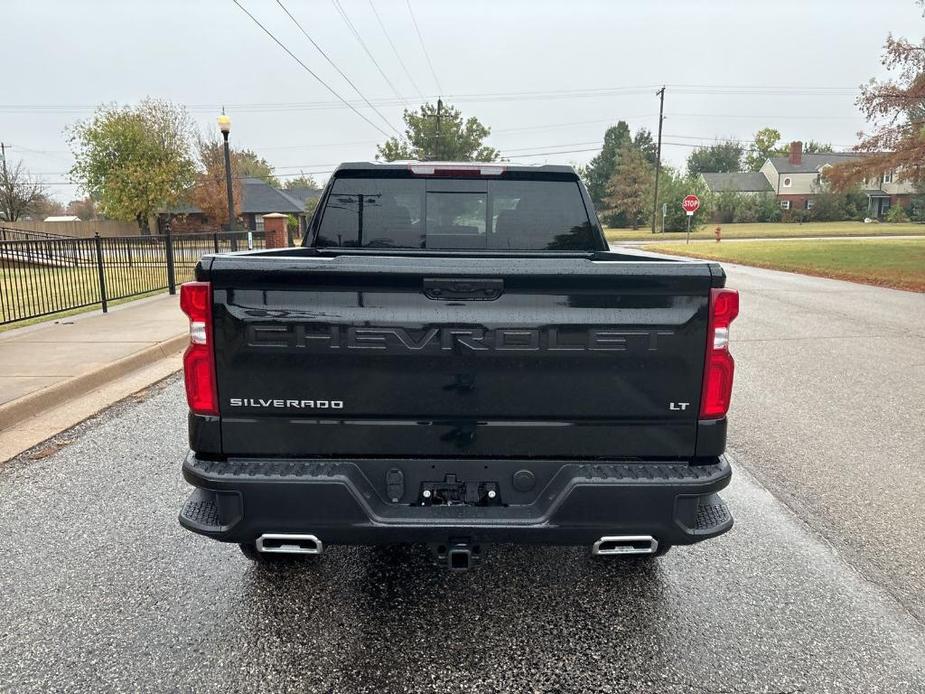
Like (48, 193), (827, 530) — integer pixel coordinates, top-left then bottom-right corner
(0, 226), (71, 242)
(0, 230), (266, 326)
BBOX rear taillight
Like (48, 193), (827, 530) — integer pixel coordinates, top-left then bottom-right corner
(180, 282), (218, 416)
(700, 288), (739, 419)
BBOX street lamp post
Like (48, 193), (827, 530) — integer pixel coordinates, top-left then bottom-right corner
(217, 112), (237, 243)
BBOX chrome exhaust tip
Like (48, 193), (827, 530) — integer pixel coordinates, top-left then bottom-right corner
(591, 535), (658, 556)
(255, 533), (323, 555)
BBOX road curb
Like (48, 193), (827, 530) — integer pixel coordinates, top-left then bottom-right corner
(0, 333), (187, 432)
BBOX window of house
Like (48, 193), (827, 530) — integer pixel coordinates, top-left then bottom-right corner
(806, 199), (815, 210)
(883, 171), (893, 184)
(255, 216), (265, 231)
(782, 177), (792, 188)
(780, 200), (791, 210)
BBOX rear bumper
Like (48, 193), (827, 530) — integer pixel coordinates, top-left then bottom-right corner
(179, 452), (733, 547)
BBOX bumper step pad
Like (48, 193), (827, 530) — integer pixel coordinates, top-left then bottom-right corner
(179, 487), (241, 534)
(696, 497), (732, 531)
(180, 488), (220, 527)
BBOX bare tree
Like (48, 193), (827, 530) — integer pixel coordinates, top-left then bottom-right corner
(0, 157), (47, 222)
(66, 196), (99, 220)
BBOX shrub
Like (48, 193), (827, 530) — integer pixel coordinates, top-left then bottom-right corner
(886, 204), (909, 223)
(659, 169), (710, 232)
(600, 209), (628, 228)
(910, 195), (925, 222)
(844, 190), (869, 221)
(808, 191), (846, 222)
(759, 194), (783, 222)
(712, 191), (738, 224)
(706, 191), (780, 224)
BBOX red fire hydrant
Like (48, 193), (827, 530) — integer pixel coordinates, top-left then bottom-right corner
(714, 226), (722, 242)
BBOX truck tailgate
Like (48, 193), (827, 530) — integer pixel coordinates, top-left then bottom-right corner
(208, 252), (715, 459)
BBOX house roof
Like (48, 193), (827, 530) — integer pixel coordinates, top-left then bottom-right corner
(277, 186), (322, 209)
(701, 172), (773, 193)
(166, 200), (201, 214)
(767, 152), (861, 174)
(163, 177), (304, 216)
(239, 177), (303, 214)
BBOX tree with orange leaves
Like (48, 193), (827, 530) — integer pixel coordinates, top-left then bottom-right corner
(189, 132), (242, 227)
(827, 15), (925, 190)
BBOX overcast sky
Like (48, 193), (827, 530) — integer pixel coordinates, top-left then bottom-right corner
(1, 0), (921, 203)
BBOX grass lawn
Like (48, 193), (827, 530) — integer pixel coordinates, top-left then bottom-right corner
(0, 264), (171, 331)
(645, 237), (925, 292)
(605, 221), (925, 243)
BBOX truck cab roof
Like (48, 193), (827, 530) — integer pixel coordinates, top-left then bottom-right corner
(333, 161), (578, 177)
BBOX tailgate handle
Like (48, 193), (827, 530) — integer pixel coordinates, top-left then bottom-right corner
(423, 278), (504, 301)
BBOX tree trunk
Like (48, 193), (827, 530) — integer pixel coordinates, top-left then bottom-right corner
(136, 213), (150, 236)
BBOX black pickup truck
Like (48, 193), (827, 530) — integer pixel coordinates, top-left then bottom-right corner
(178, 161), (738, 570)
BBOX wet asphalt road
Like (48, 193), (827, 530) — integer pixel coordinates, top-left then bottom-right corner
(722, 263), (925, 622)
(1, 377), (924, 693)
(2, 263), (925, 693)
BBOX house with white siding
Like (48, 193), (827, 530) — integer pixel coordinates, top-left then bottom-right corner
(759, 142), (914, 216)
(702, 141), (915, 218)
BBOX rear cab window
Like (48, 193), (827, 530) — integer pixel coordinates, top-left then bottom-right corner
(311, 168), (601, 251)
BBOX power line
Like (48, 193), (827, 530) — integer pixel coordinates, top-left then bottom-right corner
(667, 112), (860, 121)
(251, 139), (380, 150)
(501, 140), (604, 153)
(330, 0), (408, 107)
(39, 170), (340, 186)
(493, 117), (656, 134)
(502, 139), (856, 159)
(0, 84), (876, 115)
(21, 134), (867, 177)
(368, 0), (424, 101)
(508, 147), (603, 159)
(274, 0), (401, 135)
(230, 0), (393, 138)
(406, 0), (442, 95)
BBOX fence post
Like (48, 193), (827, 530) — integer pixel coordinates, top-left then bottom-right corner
(213, 232), (219, 254)
(165, 230), (177, 295)
(94, 233), (108, 313)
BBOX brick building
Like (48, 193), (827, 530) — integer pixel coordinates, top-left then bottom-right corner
(701, 142), (915, 218)
(159, 177), (319, 234)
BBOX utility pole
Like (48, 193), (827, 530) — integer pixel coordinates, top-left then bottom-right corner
(651, 86), (665, 233)
(0, 142), (8, 222)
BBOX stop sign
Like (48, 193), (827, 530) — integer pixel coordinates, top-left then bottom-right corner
(682, 195), (701, 214)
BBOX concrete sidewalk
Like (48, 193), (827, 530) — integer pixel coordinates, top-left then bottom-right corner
(0, 294), (187, 459)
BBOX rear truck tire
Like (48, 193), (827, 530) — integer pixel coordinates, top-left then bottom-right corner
(238, 542), (318, 564)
